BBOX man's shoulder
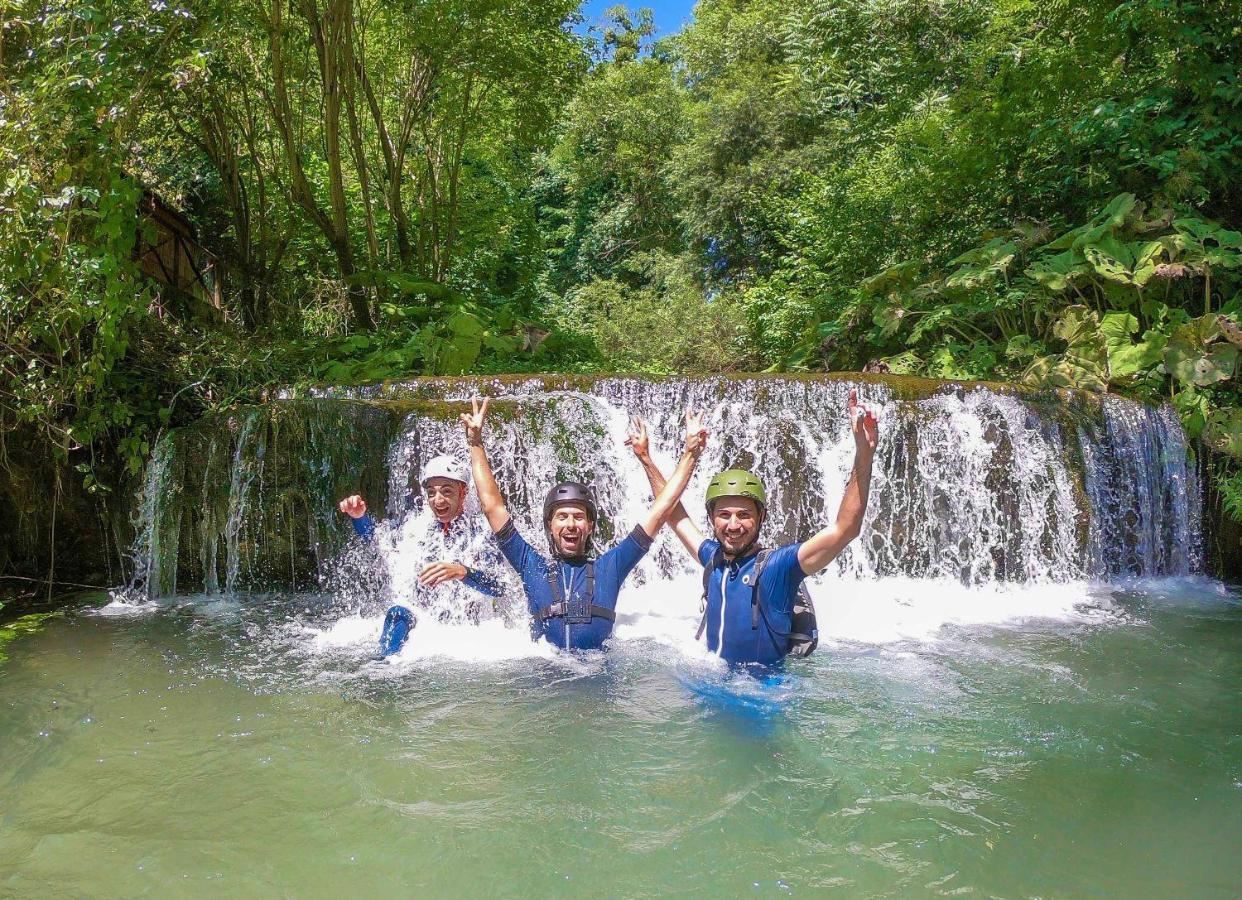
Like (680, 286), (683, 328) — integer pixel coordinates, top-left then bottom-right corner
(494, 519), (549, 569)
(596, 527), (644, 567)
(698, 538), (722, 567)
(758, 543), (805, 579)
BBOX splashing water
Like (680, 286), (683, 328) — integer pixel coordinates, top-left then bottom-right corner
(9, 379), (1237, 895)
(122, 376), (1201, 658)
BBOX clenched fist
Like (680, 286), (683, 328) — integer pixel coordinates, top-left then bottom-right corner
(338, 495), (368, 519)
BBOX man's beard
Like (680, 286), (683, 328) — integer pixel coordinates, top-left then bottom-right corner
(717, 528), (759, 557)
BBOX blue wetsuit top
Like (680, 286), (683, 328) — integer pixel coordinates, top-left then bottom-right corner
(494, 519), (652, 650)
(350, 513), (503, 597)
(698, 539), (807, 666)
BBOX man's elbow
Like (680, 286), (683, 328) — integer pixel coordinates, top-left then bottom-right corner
(838, 519), (863, 543)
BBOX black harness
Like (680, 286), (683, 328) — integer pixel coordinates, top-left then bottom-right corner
(695, 548), (818, 657)
(539, 561), (615, 625)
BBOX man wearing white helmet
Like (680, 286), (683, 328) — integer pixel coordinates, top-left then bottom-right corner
(338, 454), (505, 657)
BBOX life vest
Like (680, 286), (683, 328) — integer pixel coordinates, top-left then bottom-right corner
(537, 561), (616, 625)
(695, 548), (818, 658)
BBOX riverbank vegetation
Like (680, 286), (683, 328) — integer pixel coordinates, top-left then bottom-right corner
(2, 0), (1240, 531)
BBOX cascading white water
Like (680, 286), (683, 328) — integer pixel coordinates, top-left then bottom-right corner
(131, 376), (1202, 647)
(1080, 400), (1201, 577)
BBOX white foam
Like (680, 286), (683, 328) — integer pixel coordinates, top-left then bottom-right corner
(607, 571), (1124, 648)
(89, 590), (163, 617)
(306, 609), (563, 663)
(808, 576), (1121, 644)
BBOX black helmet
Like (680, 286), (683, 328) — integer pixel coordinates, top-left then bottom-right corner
(543, 481), (598, 524)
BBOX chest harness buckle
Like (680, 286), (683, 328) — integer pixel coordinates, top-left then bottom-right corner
(540, 561), (615, 624)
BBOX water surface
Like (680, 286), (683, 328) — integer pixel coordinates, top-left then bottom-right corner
(3, 579), (1241, 897)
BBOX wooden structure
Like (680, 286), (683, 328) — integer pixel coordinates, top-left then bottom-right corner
(135, 192), (224, 317)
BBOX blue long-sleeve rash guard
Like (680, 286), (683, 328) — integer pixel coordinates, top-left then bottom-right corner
(698, 539), (808, 665)
(494, 519), (652, 650)
(350, 512), (503, 597)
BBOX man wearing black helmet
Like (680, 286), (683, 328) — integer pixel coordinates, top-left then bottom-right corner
(461, 396), (708, 651)
(628, 389), (879, 665)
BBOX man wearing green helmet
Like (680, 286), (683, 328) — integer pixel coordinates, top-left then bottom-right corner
(628, 389), (879, 665)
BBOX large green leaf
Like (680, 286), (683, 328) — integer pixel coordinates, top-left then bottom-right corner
(871, 303), (906, 339)
(1023, 305), (1108, 391)
(1072, 194), (1139, 247)
(1022, 353), (1108, 392)
(1124, 239), (1163, 287)
(1164, 332), (1237, 386)
(1173, 387), (1210, 440)
(945, 238), (1018, 290)
(1205, 409), (1242, 459)
(879, 350), (923, 374)
(1042, 223), (1090, 252)
(861, 260), (921, 296)
(1041, 194), (1139, 253)
(1081, 237), (1164, 287)
(436, 310), (485, 374)
(1173, 217), (1240, 246)
(1100, 311), (1138, 377)
(1004, 334), (1044, 361)
(1116, 337), (1167, 378)
(1052, 305), (1099, 346)
(1175, 314), (1223, 347)
(1170, 219), (1242, 271)
(1217, 315), (1242, 348)
(906, 306), (957, 345)
(1027, 249), (1090, 292)
(348, 270), (459, 302)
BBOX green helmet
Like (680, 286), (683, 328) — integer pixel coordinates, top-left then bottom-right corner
(705, 469), (766, 512)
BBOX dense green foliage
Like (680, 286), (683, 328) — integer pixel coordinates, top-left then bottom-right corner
(541, 0), (1242, 514)
(2, 0), (1241, 508)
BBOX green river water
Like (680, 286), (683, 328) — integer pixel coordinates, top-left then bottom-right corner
(2, 580), (1241, 898)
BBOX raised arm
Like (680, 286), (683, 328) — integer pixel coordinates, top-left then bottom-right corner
(461, 396), (512, 534)
(797, 389), (878, 575)
(627, 417), (704, 558)
(637, 411), (709, 540)
(338, 495), (376, 540)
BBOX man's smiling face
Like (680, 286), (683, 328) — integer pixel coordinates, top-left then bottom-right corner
(710, 497), (762, 556)
(425, 477), (467, 524)
(547, 502), (594, 557)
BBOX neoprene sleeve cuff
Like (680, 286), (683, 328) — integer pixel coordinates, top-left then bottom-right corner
(628, 524), (653, 552)
(494, 519), (518, 543)
(351, 513), (376, 540)
(463, 568), (504, 597)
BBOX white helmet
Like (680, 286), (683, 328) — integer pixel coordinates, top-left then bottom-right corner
(420, 454), (469, 487)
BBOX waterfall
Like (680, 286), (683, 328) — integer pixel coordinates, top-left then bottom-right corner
(130, 376), (1202, 609)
